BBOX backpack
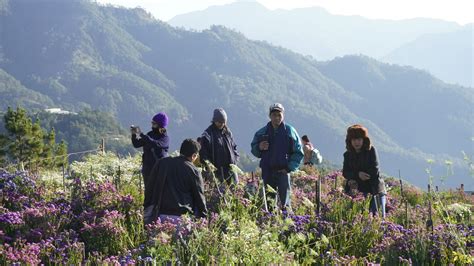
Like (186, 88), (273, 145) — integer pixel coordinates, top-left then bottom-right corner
(310, 147), (323, 165)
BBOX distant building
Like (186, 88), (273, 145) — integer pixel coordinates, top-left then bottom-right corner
(44, 108), (77, 115)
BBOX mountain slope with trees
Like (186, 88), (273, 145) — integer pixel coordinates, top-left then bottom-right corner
(0, 0), (471, 188)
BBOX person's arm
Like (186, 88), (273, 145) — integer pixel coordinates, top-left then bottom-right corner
(343, 152), (356, 180)
(199, 131), (212, 164)
(131, 133), (145, 148)
(140, 133), (169, 149)
(230, 134), (240, 162)
(303, 144), (309, 154)
(367, 147), (380, 177)
(367, 147), (381, 191)
(287, 126), (304, 172)
(190, 168), (208, 218)
(250, 127), (266, 158)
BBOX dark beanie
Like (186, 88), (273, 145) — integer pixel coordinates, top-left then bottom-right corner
(212, 108), (227, 123)
(152, 112), (169, 128)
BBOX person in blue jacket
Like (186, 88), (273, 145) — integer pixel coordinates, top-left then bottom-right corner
(251, 103), (304, 208)
(131, 112), (170, 207)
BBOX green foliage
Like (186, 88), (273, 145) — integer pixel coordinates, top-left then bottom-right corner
(70, 152), (142, 189)
(0, 107), (67, 169)
(0, 69), (54, 109)
(36, 109), (134, 156)
(1, 151), (473, 264)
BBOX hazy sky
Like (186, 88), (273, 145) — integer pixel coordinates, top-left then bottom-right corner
(97, 0), (474, 25)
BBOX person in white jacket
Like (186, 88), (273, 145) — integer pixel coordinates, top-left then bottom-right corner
(301, 135), (323, 166)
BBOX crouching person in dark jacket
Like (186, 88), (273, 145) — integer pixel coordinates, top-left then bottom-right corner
(342, 124), (386, 218)
(200, 108), (239, 185)
(144, 139), (208, 225)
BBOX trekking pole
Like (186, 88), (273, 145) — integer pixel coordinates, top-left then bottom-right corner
(399, 171), (409, 226)
(275, 191), (280, 212)
(62, 163), (66, 190)
(405, 198), (409, 227)
(261, 181), (268, 212)
(316, 176), (321, 215)
(117, 165), (121, 190)
(399, 170), (405, 208)
(111, 165), (115, 185)
(399, 170), (403, 195)
(427, 184), (434, 233)
(138, 170), (142, 194)
(101, 138), (105, 155)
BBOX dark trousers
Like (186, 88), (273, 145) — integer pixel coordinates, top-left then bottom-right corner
(216, 166), (239, 185)
(263, 170), (291, 208)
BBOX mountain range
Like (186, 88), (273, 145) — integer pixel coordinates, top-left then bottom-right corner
(0, 0), (472, 188)
(169, 1), (473, 87)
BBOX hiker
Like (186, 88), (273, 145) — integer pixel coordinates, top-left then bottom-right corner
(144, 139), (207, 225)
(301, 135), (323, 166)
(251, 103), (304, 209)
(199, 108), (239, 185)
(131, 112), (170, 205)
(342, 124), (386, 218)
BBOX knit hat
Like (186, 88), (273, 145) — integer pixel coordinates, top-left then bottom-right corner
(152, 112), (169, 128)
(212, 108), (227, 123)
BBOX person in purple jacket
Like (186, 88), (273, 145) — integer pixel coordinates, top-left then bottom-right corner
(131, 112), (170, 207)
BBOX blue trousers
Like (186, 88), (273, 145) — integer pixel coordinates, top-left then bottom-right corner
(369, 193), (386, 218)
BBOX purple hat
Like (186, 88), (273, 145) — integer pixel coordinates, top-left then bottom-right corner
(152, 112), (169, 128)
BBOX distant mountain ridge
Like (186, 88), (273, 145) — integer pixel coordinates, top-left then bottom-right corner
(383, 24), (473, 87)
(169, 1), (472, 87)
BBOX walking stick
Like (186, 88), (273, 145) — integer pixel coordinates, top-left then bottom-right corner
(427, 184), (434, 233)
(316, 176), (321, 215)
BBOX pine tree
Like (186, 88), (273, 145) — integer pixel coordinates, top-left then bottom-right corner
(41, 128), (56, 167)
(28, 119), (44, 169)
(1, 107), (67, 170)
(55, 140), (68, 168)
(0, 134), (7, 166)
(3, 107), (35, 165)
